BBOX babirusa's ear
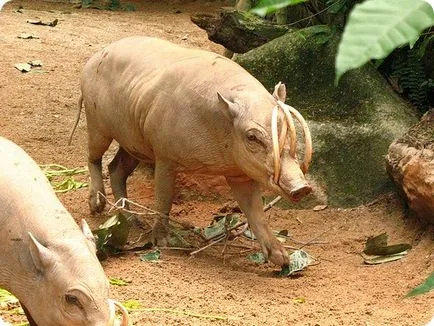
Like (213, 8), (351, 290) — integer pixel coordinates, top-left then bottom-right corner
(272, 82), (286, 102)
(81, 219), (97, 253)
(217, 92), (239, 121)
(28, 232), (55, 273)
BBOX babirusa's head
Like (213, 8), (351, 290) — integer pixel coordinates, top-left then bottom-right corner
(218, 82), (312, 202)
(24, 220), (130, 326)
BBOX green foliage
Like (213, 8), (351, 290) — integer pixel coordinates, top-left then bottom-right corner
(251, 0), (307, 17)
(93, 213), (130, 260)
(335, 0), (434, 83)
(406, 272), (434, 297)
(139, 249), (161, 262)
(41, 164), (88, 193)
(81, 0), (135, 11)
(109, 277), (131, 286)
(390, 47), (431, 112)
(326, 0), (350, 15)
(202, 214), (240, 240)
(248, 252), (266, 264)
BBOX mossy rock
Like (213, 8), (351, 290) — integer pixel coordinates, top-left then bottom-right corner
(234, 26), (419, 208)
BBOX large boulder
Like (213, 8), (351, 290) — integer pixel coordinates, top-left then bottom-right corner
(233, 26), (419, 207)
(386, 112), (434, 224)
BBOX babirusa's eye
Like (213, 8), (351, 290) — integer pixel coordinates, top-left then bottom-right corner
(65, 294), (81, 307)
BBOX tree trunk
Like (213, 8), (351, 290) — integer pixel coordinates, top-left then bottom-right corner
(191, 8), (292, 54)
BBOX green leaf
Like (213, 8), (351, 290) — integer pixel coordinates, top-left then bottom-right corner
(248, 252), (266, 264)
(406, 272), (434, 297)
(109, 277), (131, 286)
(122, 299), (142, 311)
(335, 0), (434, 83)
(250, 0), (307, 17)
(202, 214), (240, 240)
(278, 250), (312, 277)
(93, 213), (130, 259)
(363, 232), (411, 256)
(139, 249), (161, 262)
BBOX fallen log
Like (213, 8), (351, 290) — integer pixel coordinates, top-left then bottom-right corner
(191, 8), (292, 54)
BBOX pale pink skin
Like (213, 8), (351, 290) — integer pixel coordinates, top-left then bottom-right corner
(78, 36), (311, 266)
(0, 137), (115, 326)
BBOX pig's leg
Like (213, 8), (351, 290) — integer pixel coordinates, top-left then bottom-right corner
(152, 160), (176, 246)
(108, 147), (139, 207)
(87, 131), (112, 214)
(226, 177), (289, 266)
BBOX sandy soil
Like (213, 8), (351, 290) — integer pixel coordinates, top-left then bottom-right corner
(0, 1), (433, 325)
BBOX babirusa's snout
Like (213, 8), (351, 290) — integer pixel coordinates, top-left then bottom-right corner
(289, 184), (312, 202)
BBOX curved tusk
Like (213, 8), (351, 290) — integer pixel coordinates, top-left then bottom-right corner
(108, 299), (130, 326)
(271, 106), (281, 183)
(285, 104), (312, 173)
(108, 300), (116, 326)
(277, 101), (297, 158)
(278, 116), (288, 155)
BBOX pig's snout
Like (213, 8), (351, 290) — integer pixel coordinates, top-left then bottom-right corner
(289, 184), (312, 202)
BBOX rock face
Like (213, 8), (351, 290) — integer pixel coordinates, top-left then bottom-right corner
(386, 113), (434, 224)
(233, 26), (419, 207)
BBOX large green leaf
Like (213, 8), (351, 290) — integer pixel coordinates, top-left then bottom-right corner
(250, 0), (307, 17)
(335, 0), (434, 83)
(406, 271), (434, 297)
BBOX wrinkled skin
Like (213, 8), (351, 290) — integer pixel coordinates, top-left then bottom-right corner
(0, 137), (114, 326)
(78, 37), (312, 266)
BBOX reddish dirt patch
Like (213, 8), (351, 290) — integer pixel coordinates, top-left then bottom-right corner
(0, 1), (433, 325)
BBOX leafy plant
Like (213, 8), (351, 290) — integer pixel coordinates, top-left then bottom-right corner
(251, 0), (307, 16)
(335, 0), (434, 83)
(406, 272), (434, 297)
(390, 48), (430, 112)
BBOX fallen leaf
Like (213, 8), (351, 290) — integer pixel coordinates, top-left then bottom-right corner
(109, 277), (131, 286)
(363, 251), (408, 265)
(139, 249), (161, 262)
(18, 33), (39, 39)
(28, 60), (43, 67)
(364, 232), (411, 256)
(14, 63), (31, 72)
(406, 272), (434, 297)
(203, 214), (240, 240)
(278, 249), (312, 277)
(293, 297), (305, 304)
(313, 205), (327, 211)
(26, 18), (58, 27)
(247, 252), (266, 264)
(122, 299), (142, 311)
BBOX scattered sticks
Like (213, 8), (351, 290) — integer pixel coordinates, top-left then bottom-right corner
(97, 193), (327, 261)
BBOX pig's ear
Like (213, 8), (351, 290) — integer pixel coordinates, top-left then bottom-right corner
(80, 219), (97, 253)
(272, 82), (286, 102)
(28, 232), (55, 273)
(217, 92), (239, 121)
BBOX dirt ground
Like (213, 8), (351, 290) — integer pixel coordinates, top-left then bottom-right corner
(0, 1), (433, 325)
